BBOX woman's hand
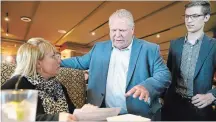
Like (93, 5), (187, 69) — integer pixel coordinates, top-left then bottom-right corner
(59, 112), (77, 122)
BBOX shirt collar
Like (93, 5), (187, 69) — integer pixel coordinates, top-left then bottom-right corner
(184, 33), (204, 44)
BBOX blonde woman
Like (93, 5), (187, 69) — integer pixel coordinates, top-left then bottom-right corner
(2, 38), (76, 121)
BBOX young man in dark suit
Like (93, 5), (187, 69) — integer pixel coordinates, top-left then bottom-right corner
(162, 1), (216, 121)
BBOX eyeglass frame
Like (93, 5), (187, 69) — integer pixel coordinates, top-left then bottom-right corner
(183, 14), (206, 20)
(50, 52), (61, 60)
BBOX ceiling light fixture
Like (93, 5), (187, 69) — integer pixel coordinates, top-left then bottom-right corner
(4, 13), (9, 22)
(5, 17), (9, 21)
(20, 16), (32, 22)
(58, 30), (67, 34)
(5, 12), (10, 37)
(91, 32), (95, 36)
(156, 34), (160, 38)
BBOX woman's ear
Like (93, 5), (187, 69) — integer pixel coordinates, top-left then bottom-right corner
(36, 60), (44, 73)
(36, 60), (41, 69)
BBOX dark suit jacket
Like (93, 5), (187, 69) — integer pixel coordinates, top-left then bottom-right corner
(164, 34), (216, 104)
(1, 75), (76, 121)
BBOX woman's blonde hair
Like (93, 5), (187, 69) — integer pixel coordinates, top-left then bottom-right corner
(12, 38), (57, 77)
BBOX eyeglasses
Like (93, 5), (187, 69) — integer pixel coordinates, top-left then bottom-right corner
(51, 52), (61, 60)
(183, 14), (205, 20)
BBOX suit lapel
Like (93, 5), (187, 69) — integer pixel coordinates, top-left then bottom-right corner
(126, 38), (142, 88)
(102, 41), (113, 85)
(193, 35), (213, 79)
(176, 38), (185, 72)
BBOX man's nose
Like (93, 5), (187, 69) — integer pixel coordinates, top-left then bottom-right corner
(116, 30), (121, 37)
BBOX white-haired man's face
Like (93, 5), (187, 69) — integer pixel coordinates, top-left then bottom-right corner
(109, 17), (134, 49)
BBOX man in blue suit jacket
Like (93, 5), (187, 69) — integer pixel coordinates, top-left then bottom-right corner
(61, 9), (171, 120)
(162, 1), (216, 121)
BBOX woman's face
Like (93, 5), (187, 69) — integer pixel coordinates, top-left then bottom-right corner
(37, 51), (61, 79)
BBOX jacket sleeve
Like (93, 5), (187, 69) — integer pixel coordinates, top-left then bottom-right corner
(160, 40), (173, 99)
(1, 76), (20, 89)
(139, 45), (171, 103)
(60, 45), (96, 70)
(36, 114), (59, 121)
(207, 43), (216, 105)
(34, 95), (59, 121)
(207, 88), (216, 105)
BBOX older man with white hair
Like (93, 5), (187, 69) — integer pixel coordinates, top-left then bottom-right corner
(61, 9), (171, 120)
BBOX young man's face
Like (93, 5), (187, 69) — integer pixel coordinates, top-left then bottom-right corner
(109, 17), (134, 49)
(185, 6), (210, 33)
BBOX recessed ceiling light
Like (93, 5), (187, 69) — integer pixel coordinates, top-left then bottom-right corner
(4, 17), (9, 22)
(156, 34), (160, 38)
(91, 32), (95, 36)
(58, 30), (67, 34)
(20, 16), (31, 22)
(6, 33), (9, 36)
(5, 13), (9, 22)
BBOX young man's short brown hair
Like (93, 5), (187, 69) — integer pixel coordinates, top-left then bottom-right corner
(185, 1), (211, 15)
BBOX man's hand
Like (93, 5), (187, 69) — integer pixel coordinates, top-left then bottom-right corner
(125, 85), (149, 102)
(191, 93), (215, 108)
(59, 112), (77, 122)
(81, 103), (98, 111)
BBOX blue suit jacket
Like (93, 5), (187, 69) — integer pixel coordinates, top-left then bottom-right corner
(61, 38), (171, 117)
(164, 34), (216, 105)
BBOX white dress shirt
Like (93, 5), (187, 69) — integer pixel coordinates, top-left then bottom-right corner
(105, 40), (133, 114)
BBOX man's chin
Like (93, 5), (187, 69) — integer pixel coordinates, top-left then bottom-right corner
(114, 44), (123, 49)
(115, 46), (122, 50)
(187, 29), (197, 33)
